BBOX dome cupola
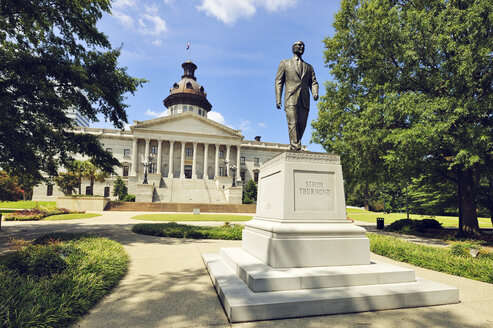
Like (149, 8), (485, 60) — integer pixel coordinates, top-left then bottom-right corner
(163, 61), (212, 117)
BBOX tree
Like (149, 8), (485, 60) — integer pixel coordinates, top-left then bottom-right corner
(0, 0), (146, 181)
(54, 172), (79, 195)
(113, 176), (128, 201)
(81, 161), (108, 195)
(244, 179), (257, 203)
(313, 0), (493, 236)
(0, 171), (22, 201)
(71, 160), (88, 195)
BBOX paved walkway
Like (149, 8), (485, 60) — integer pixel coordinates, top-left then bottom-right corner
(1, 212), (492, 327)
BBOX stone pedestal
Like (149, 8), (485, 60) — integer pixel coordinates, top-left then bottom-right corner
(242, 151), (369, 268)
(203, 151), (459, 323)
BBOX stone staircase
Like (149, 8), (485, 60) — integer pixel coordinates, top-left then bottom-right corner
(105, 202), (256, 213)
(149, 178), (228, 204)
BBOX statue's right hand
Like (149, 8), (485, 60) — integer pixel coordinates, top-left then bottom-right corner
(276, 103), (281, 109)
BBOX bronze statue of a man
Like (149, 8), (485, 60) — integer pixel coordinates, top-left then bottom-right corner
(275, 41), (319, 150)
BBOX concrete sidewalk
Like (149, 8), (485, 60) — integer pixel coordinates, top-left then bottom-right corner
(1, 212), (492, 327)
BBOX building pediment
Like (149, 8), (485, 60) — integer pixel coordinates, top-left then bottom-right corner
(131, 112), (243, 140)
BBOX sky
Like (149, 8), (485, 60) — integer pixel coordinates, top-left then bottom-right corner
(94, 0), (341, 152)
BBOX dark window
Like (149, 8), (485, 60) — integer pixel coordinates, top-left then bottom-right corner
(123, 166), (129, 177)
(151, 146), (158, 154)
(47, 184), (53, 196)
(219, 150), (224, 158)
(104, 187), (110, 197)
(219, 167), (225, 177)
(254, 158), (259, 166)
(240, 156), (245, 164)
(254, 172), (259, 183)
(240, 171), (245, 182)
(86, 186), (92, 195)
(186, 82), (193, 89)
(124, 149), (130, 156)
(186, 148), (193, 156)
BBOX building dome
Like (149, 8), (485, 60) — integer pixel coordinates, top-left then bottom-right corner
(163, 61), (212, 116)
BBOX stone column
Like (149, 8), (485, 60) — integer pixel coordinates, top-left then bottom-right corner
(214, 144), (220, 179)
(144, 138), (150, 161)
(192, 142), (198, 179)
(157, 139), (162, 175)
(236, 145), (241, 182)
(180, 141), (186, 179)
(168, 140), (174, 178)
(226, 145), (231, 177)
(144, 138), (150, 175)
(131, 137), (138, 175)
(203, 143), (209, 179)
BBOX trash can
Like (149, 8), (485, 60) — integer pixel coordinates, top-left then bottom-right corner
(376, 217), (384, 230)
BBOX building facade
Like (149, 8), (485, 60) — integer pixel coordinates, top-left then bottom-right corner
(33, 61), (300, 204)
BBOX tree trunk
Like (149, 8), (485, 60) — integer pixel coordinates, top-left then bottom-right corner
(78, 178), (81, 195)
(364, 187), (370, 211)
(405, 185), (409, 220)
(90, 178), (94, 196)
(457, 166), (481, 236)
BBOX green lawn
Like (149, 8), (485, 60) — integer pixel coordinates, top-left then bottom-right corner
(131, 213), (253, 221)
(368, 233), (493, 284)
(348, 209), (492, 228)
(0, 201), (56, 209)
(44, 213), (102, 221)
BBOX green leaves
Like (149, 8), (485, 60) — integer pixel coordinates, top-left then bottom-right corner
(313, 0), (493, 232)
(0, 0), (146, 180)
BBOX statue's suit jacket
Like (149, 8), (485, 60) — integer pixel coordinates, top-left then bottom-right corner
(275, 56), (318, 109)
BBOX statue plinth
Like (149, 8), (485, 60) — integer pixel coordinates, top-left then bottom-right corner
(242, 151), (370, 267)
(203, 151), (458, 323)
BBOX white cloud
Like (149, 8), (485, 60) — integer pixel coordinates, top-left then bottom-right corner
(208, 111), (225, 124)
(197, 0), (297, 25)
(138, 14), (168, 35)
(258, 122), (266, 128)
(240, 120), (251, 130)
(112, 10), (134, 28)
(112, 0), (137, 9)
(111, 0), (168, 45)
(197, 0), (256, 25)
(145, 108), (168, 117)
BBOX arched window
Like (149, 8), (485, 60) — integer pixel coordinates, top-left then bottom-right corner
(186, 82), (193, 89)
(173, 83), (179, 89)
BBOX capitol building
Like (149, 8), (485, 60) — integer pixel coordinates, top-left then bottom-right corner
(33, 61), (299, 204)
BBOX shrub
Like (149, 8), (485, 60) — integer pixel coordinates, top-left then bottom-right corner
(4, 207), (84, 221)
(4, 244), (68, 278)
(244, 179), (257, 201)
(132, 222), (243, 240)
(113, 176), (128, 200)
(0, 233), (128, 327)
(122, 194), (135, 202)
(242, 196), (253, 204)
(386, 218), (442, 233)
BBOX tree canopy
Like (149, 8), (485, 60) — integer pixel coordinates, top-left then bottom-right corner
(0, 0), (146, 181)
(313, 0), (493, 235)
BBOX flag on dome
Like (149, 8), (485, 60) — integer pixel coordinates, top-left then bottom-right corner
(186, 42), (190, 50)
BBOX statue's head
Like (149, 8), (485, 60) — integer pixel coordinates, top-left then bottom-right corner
(292, 41), (305, 56)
